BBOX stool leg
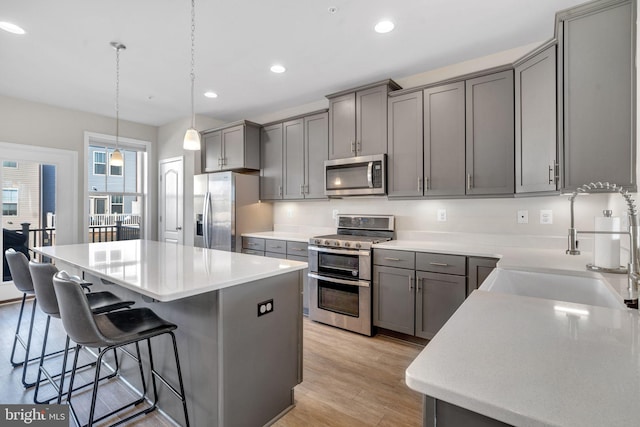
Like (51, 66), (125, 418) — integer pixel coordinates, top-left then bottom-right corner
(56, 336), (71, 404)
(169, 332), (190, 427)
(33, 315), (51, 403)
(20, 298), (38, 388)
(87, 348), (108, 427)
(65, 344), (82, 427)
(10, 294), (27, 367)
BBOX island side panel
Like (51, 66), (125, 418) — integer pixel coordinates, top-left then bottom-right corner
(85, 274), (220, 427)
(218, 270), (303, 427)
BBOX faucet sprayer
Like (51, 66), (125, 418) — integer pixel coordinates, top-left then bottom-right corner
(567, 182), (638, 308)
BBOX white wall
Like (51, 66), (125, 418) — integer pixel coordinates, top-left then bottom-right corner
(0, 94), (157, 242)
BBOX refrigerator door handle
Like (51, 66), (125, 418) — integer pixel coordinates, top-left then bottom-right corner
(203, 191), (211, 249)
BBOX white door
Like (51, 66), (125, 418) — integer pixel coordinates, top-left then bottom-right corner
(159, 157), (184, 244)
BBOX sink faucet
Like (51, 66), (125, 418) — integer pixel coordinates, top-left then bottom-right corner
(567, 182), (639, 308)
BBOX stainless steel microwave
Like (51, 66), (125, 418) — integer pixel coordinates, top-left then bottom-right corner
(324, 154), (386, 197)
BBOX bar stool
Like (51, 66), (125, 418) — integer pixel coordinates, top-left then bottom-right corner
(5, 248), (40, 388)
(29, 262), (135, 404)
(53, 271), (190, 427)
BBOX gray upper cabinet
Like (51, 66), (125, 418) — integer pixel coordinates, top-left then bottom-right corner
(465, 70), (515, 195)
(328, 80), (401, 159)
(558, 0), (635, 191)
(515, 44), (558, 193)
(425, 82), (467, 197)
(388, 91), (423, 197)
(260, 111), (328, 201)
(283, 118), (305, 199)
(202, 121), (260, 172)
(304, 112), (329, 199)
(260, 123), (283, 200)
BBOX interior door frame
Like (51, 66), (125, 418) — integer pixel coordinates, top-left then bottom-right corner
(158, 156), (184, 244)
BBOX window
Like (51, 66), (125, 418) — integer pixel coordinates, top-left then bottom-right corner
(2, 161), (17, 168)
(109, 153), (123, 176)
(2, 188), (18, 216)
(111, 195), (123, 214)
(93, 151), (106, 175)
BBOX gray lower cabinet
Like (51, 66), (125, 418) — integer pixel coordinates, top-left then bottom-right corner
(423, 396), (511, 427)
(515, 43), (558, 193)
(260, 123), (284, 200)
(467, 257), (498, 295)
(202, 121), (260, 172)
(328, 80), (401, 159)
(558, 0), (635, 191)
(242, 237), (310, 314)
(465, 70), (515, 195)
(373, 265), (416, 335)
(260, 111), (328, 201)
(415, 271), (466, 340)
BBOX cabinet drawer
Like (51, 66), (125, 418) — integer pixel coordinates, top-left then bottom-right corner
(265, 239), (286, 254)
(374, 249), (415, 269)
(416, 252), (466, 275)
(242, 249), (264, 256)
(286, 241), (309, 257)
(242, 237), (265, 251)
(265, 252), (287, 259)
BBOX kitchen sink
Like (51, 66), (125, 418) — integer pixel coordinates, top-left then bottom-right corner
(479, 268), (627, 309)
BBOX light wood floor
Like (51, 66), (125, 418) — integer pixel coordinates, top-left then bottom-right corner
(0, 298), (424, 426)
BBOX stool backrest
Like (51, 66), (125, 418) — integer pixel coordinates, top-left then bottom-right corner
(29, 261), (60, 317)
(53, 271), (104, 347)
(5, 249), (34, 293)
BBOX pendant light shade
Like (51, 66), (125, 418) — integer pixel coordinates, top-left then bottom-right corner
(111, 41), (126, 166)
(183, 0), (201, 150)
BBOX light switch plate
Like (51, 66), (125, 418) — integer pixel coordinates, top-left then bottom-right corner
(437, 209), (447, 222)
(540, 210), (553, 225)
(517, 210), (529, 224)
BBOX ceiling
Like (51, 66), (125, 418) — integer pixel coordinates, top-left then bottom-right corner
(0, 0), (586, 127)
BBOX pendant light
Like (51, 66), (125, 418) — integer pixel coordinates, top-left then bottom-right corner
(183, 0), (201, 150)
(110, 41), (125, 166)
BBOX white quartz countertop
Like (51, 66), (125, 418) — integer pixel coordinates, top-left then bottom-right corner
(34, 240), (307, 302)
(405, 290), (640, 427)
(241, 231), (313, 243)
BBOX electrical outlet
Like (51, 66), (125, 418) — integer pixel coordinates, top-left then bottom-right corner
(540, 210), (553, 225)
(332, 209), (339, 220)
(437, 209), (447, 222)
(286, 208), (293, 218)
(517, 210), (529, 224)
(257, 299), (274, 317)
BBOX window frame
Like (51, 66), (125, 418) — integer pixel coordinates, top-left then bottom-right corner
(2, 161), (18, 168)
(2, 188), (19, 216)
(93, 151), (107, 176)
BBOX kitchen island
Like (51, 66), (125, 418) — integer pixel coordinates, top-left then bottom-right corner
(34, 240), (307, 427)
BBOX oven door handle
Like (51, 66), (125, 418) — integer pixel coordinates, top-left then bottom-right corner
(308, 273), (370, 288)
(308, 246), (370, 257)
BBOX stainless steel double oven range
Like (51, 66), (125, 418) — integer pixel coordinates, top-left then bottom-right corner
(308, 214), (395, 336)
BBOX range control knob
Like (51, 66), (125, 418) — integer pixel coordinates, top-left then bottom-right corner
(314, 239), (321, 245)
(333, 241), (341, 247)
(343, 242), (351, 248)
(355, 242), (362, 249)
(324, 240), (331, 246)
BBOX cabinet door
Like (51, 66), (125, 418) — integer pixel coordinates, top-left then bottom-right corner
(288, 253), (309, 315)
(304, 112), (329, 199)
(467, 257), (497, 295)
(388, 92), (423, 198)
(424, 82), (466, 197)
(373, 265), (415, 335)
(465, 70), (515, 195)
(561, 0), (635, 190)
(260, 124), (283, 200)
(415, 271), (466, 340)
(202, 130), (222, 172)
(329, 93), (356, 159)
(222, 125), (245, 170)
(283, 118), (305, 199)
(356, 85), (389, 156)
(515, 45), (557, 193)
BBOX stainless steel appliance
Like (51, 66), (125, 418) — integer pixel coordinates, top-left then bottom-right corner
(324, 154), (386, 197)
(308, 214), (394, 336)
(194, 171), (272, 252)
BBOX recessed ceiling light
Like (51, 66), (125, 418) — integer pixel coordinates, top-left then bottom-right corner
(204, 91), (218, 98)
(374, 20), (394, 34)
(270, 64), (286, 74)
(328, 7), (338, 14)
(0, 21), (26, 35)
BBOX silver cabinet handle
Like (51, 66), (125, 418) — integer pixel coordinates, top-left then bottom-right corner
(548, 165), (554, 185)
(384, 257), (401, 261)
(356, 141), (361, 153)
(417, 277), (422, 293)
(290, 248), (306, 252)
(271, 245), (283, 249)
(409, 275), (414, 291)
(247, 242), (260, 246)
(350, 140), (356, 153)
(429, 262), (449, 267)
(300, 184), (305, 195)
(467, 173), (473, 190)
(279, 185), (283, 197)
(418, 177), (422, 192)
(425, 177), (430, 191)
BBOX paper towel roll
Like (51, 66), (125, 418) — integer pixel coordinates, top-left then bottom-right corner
(593, 212), (620, 268)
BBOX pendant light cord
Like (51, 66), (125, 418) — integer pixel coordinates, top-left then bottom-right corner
(190, 0), (196, 129)
(115, 45), (120, 146)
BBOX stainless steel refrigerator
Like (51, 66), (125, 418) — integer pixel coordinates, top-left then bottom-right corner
(194, 171), (272, 252)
